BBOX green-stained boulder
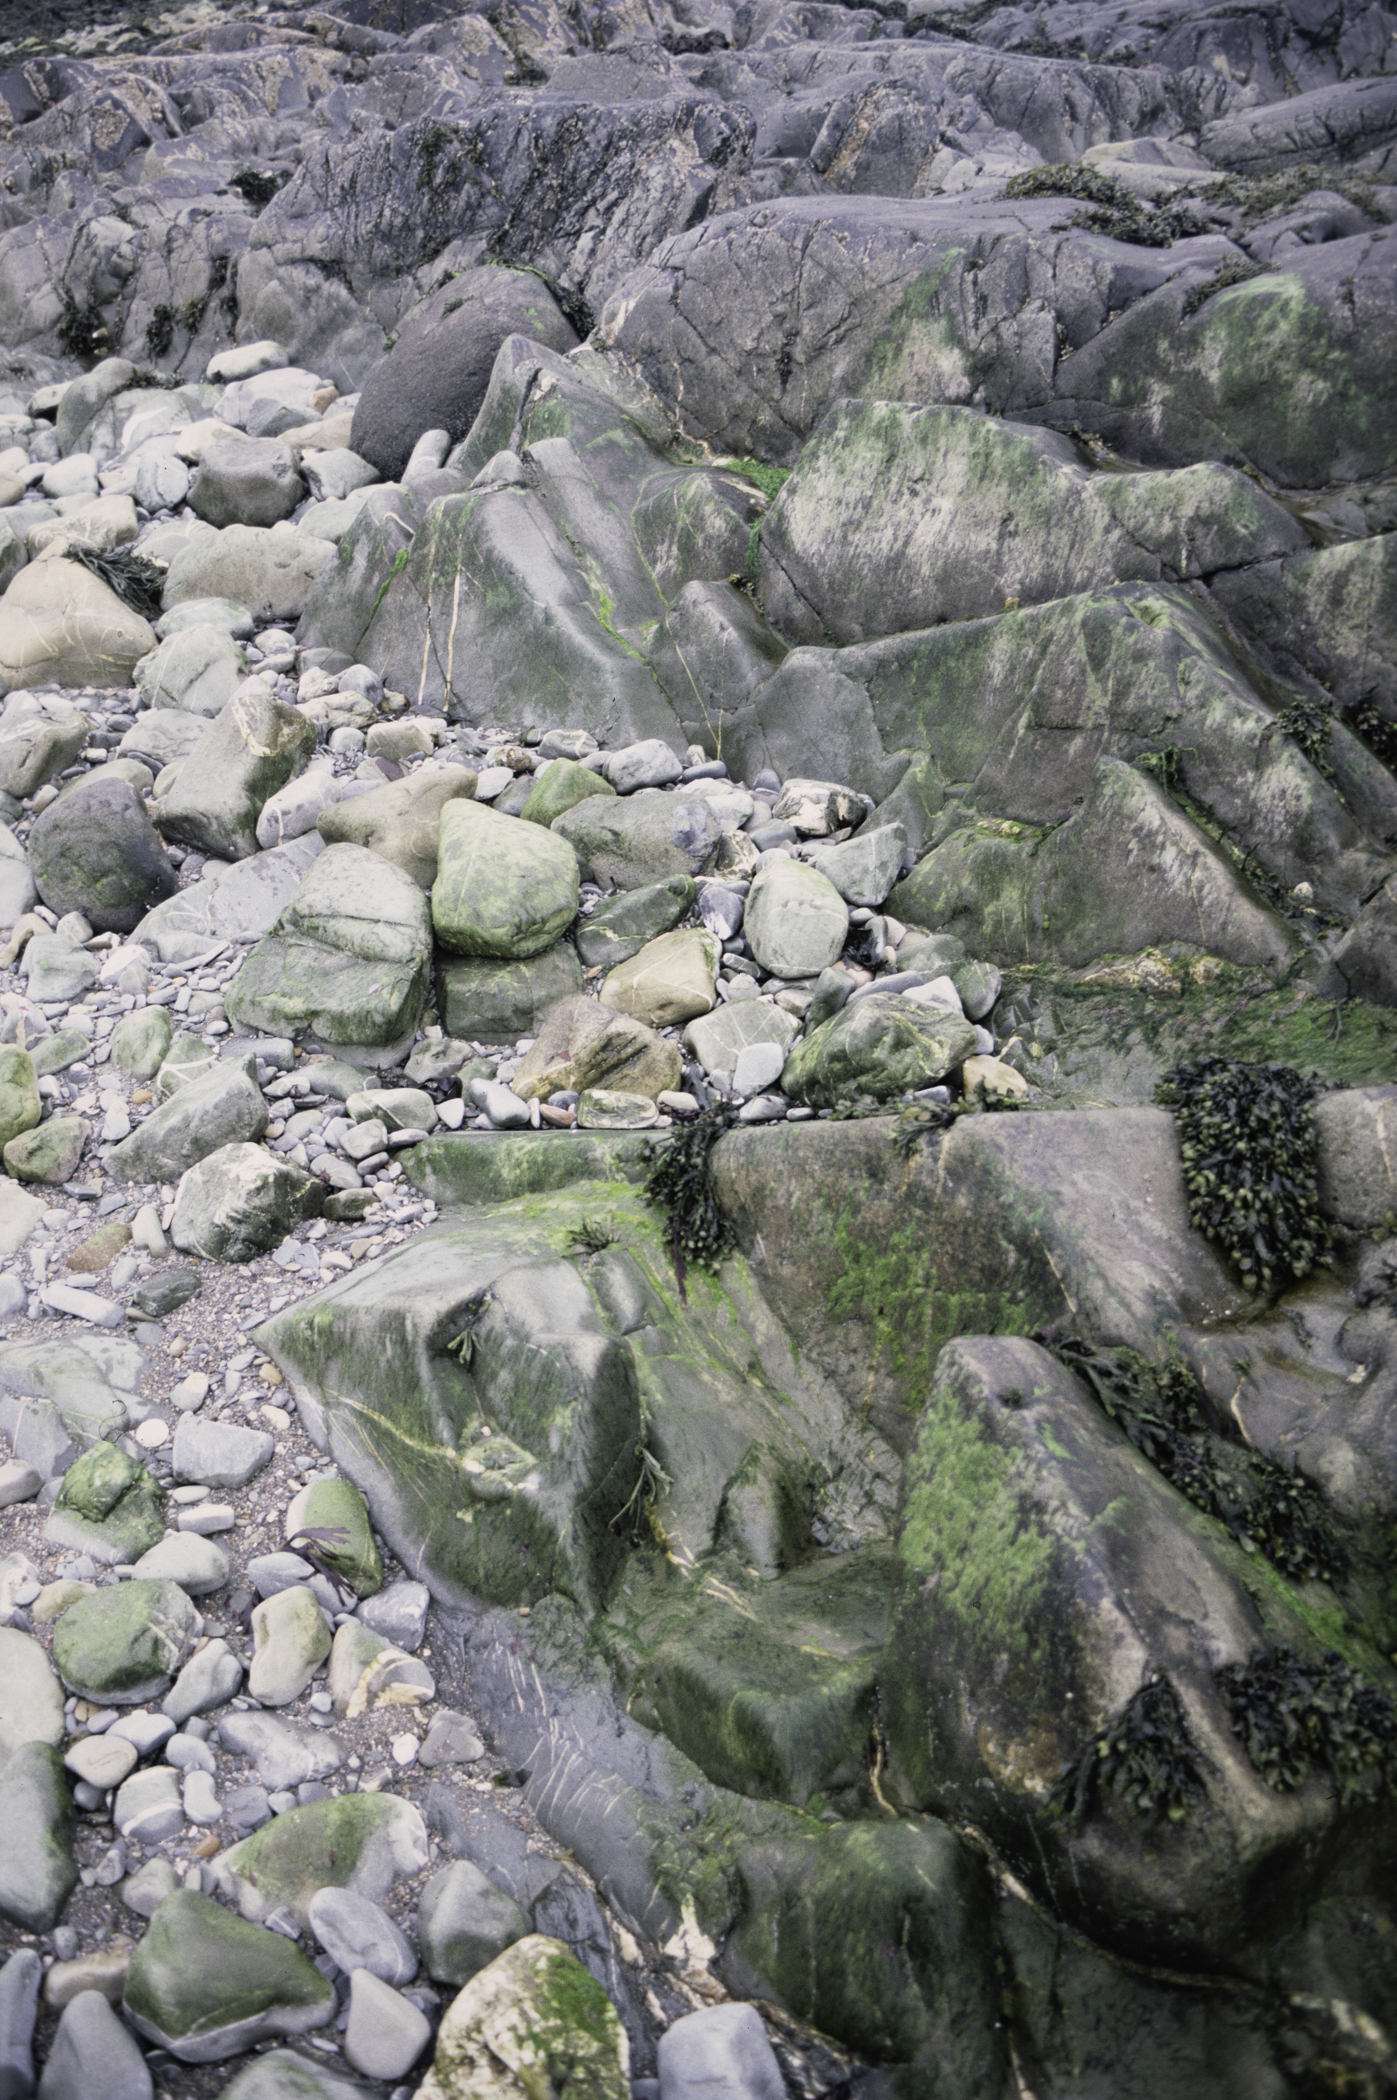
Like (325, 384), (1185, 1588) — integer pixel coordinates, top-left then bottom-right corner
(511, 994), (680, 1103)
(438, 944), (583, 1043)
(226, 842), (432, 1051)
(881, 1335), (1397, 1971)
(110, 1005), (173, 1079)
(728, 1818), (1002, 2096)
(285, 1476), (382, 1598)
(574, 874), (695, 969)
(552, 790), (727, 891)
(317, 766), (478, 889)
(107, 1054), (267, 1186)
(403, 1132), (651, 1209)
(158, 684), (318, 863)
(170, 1142), (324, 1263)
(51, 1578), (198, 1704)
(432, 800), (580, 960)
(0, 1743), (76, 1930)
(3, 1114), (85, 1184)
(782, 990), (977, 1105)
(211, 1792), (428, 1927)
(520, 759), (615, 829)
(417, 1936), (628, 2100)
(0, 1046), (40, 1149)
(123, 1889), (336, 2063)
(46, 1445), (165, 1564)
(599, 926), (718, 1028)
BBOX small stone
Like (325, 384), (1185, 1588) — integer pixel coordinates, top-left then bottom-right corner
(743, 860), (848, 980)
(42, 1946), (132, 2011)
(418, 1935), (627, 2095)
(417, 1710), (484, 1769)
(308, 1886), (416, 1986)
(131, 1533), (230, 1595)
(391, 1733), (418, 1767)
(249, 1585), (332, 1707)
(119, 1857), (178, 1919)
(169, 1372), (210, 1412)
(3, 1117), (86, 1186)
(53, 1581), (198, 1706)
(962, 1052), (1029, 1099)
(172, 1416), (274, 1490)
(217, 1711), (344, 1792)
(63, 1732), (138, 1790)
(284, 1477), (381, 1599)
(343, 1969), (430, 2082)
(599, 927), (719, 1029)
(107, 1711), (176, 1756)
(113, 1765), (183, 1842)
(731, 1040), (787, 1096)
(0, 1460), (42, 1508)
(162, 1638), (243, 1723)
(182, 1769), (221, 1825)
(134, 1420), (169, 1450)
(356, 1581), (428, 1652)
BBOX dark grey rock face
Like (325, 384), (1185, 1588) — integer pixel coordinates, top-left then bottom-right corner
(350, 267), (579, 478)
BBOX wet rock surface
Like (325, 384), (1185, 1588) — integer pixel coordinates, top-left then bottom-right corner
(0, 0), (1396, 2090)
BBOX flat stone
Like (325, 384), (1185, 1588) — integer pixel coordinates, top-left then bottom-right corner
(599, 926), (719, 1028)
(172, 1416), (274, 1490)
(34, 1987), (152, 2100)
(218, 1711), (345, 1793)
(131, 1532), (230, 1595)
(577, 1088), (660, 1128)
(63, 1732), (138, 1790)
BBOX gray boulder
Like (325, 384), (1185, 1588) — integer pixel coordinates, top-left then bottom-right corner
(0, 1948), (41, 2100)
(170, 1142), (324, 1263)
(0, 1745), (74, 1932)
(308, 1885), (415, 1986)
(351, 267), (579, 479)
(658, 2005), (784, 2100)
(162, 528), (334, 629)
(438, 946), (584, 1043)
(171, 1416), (274, 1491)
(416, 1860), (529, 1987)
(190, 439), (302, 529)
(157, 683), (317, 862)
(107, 1055), (267, 1186)
(135, 624), (247, 719)
(29, 776), (178, 935)
(225, 842), (432, 1052)
(37, 1989), (152, 2100)
(553, 790), (728, 890)
(432, 800), (580, 960)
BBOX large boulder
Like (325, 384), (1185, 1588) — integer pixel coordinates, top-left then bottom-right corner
(211, 1793), (428, 1928)
(29, 775), (178, 934)
(51, 1579), (199, 1705)
(415, 1937), (628, 2100)
(0, 1744), (75, 1932)
(107, 1055), (267, 1186)
(438, 947), (584, 1043)
(162, 527), (333, 627)
(123, 1890), (335, 2063)
(782, 990), (979, 1105)
(135, 623), (247, 718)
(744, 859), (848, 980)
(157, 683), (317, 862)
(431, 800), (580, 960)
(0, 559), (155, 695)
(511, 994), (681, 1102)
(225, 842), (432, 1051)
(0, 695), (87, 800)
(170, 1143), (325, 1263)
(317, 766), (478, 888)
(190, 438), (302, 529)
(553, 790), (727, 890)
(350, 268), (579, 479)
(881, 1334), (1397, 1972)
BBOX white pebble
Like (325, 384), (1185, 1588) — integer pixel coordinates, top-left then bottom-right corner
(390, 1733), (418, 1767)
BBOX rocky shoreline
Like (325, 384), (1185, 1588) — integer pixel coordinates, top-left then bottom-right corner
(0, 0), (1396, 2094)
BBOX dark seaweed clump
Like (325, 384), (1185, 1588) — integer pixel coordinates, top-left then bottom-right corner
(1216, 1649), (1397, 1804)
(1053, 1676), (1204, 1829)
(643, 1104), (735, 1298)
(1158, 1056), (1328, 1293)
(55, 295), (109, 363)
(69, 545), (166, 623)
(1050, 1337), (1345, 1585)
(231, 168), (286, 212)
(1002, 162), (1207, 246)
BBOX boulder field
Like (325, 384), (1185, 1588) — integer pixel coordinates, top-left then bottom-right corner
(0, 0), (1395, 2092)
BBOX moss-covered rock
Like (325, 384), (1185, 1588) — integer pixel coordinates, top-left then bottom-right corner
(285, 1476), (382, 1598)
(51, 1578), (198, 1703)
(2, 1113), (86, 1184)
(575, 874), (695, 970)
(0, 1046), (40, 1150)
(520, 759), (615, 830)
(438, 944), (583, 1043)
(110, 1004), (173, 1079)
(416, 1935), (629, 2100)
(211, 1792), (428, 1927)
(782, 990), (978, 1106)
(432, 799), (580, 961)
(123, 1889), (335, 2063)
